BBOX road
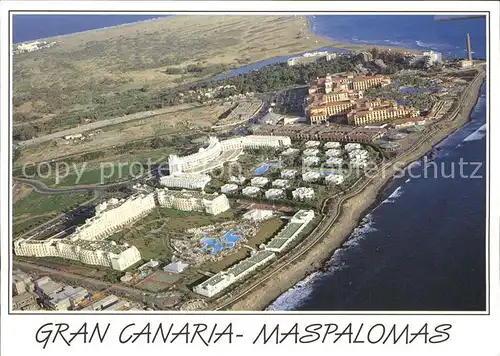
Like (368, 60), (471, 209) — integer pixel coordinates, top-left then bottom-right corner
(13, 260), (153, 303)
(15, 103), (200, 148)
(13, 151), (168, 194)
(14, 177), (125, 194)
(16, 191), (99, 240)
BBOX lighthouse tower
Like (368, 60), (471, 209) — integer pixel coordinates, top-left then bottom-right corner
(466, 33), (472, 61)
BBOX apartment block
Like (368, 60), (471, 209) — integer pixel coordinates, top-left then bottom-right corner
(157, 188), (231, 215)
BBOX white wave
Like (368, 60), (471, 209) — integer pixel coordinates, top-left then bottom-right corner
(416, 40), (431, 48)
(382, 186), (404, 204)
(415, 40), (454, 51)
(405, 178), (411, 183)
(349, 214), (378, 240)
(266, 214), (377, 311)
(385, 40), (406, 46)
(463, 124), (487, 142)
(266, 271), (321, 311)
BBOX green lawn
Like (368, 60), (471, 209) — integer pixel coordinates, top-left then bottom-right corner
(201, 248), (251, 274)
(13, 191), (93, 217)
(13, 214), (59, 237)
(35, 148), (173, 187)
(247, 218), (285, 247)
(107, 207), (235, 262)
(56, 163), (145, 186)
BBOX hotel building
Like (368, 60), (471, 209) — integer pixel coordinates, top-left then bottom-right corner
(73, 194), (156, 241)
(156, 188), (231, 215)
(193, 210), (315, 298)
(265, 189), (284, 200)
(305, 74), (392, 124)
(193, 250), (276, 298)
(14, 239), (142, 271)
(265, 210), (315, 253)
(292, 187), (315, 201)
(159, 173), (212, 190)
(220, 183), (239, 194)
(254, 125), (387, 143)
(13, 193), (157, 271)
(347, 99), (420, 126)
(169, 136), (291, 176)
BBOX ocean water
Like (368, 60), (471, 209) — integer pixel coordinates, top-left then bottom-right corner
(268, 84), (487, 311)
(12, 15), (170, 43)
(310, 15), (486, 59)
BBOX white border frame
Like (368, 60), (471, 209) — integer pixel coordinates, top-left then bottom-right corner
(1, 1), (499, 355)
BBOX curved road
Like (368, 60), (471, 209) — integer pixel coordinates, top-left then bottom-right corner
(14, 177), (128, 194)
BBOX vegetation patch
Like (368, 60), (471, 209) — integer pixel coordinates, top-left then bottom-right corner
(13, 191), (93, 217)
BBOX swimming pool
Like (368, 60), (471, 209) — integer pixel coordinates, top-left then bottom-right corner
(255, 162), (281, 175)
(224, 230), (241, 243)
(310, 169), (338, 176)
(200, 229), (242, 255)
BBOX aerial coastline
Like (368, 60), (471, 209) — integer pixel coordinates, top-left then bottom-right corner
(11, 14), (487, 312)
(224, 67), (486, 311)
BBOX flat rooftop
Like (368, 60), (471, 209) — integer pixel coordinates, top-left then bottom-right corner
(268, 222), (302, 244)
(227, 250), (276, 278)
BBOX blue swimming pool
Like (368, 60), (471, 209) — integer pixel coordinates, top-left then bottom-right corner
(200, 229), (242, 255)
(224, 230), (241, 243)
(255, 162), (281, 175)
(310, 170), (338, 176)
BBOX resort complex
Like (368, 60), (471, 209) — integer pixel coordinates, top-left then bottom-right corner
(168, 135), (291, 176)
(304, 73), (421, 126)
(14, 188), (231, 270)
(194, 210), (315, 297)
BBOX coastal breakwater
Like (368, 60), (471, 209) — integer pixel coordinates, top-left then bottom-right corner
(227, 67), (486, 311)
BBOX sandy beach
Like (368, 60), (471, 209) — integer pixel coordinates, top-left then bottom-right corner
(227, 66), (486, 311)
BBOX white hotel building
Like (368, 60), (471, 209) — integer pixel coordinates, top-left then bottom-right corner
(168, 137), (223, 176)
(292, 187), (315, 201)
(325, 174), (345, 185)
(14, 238), (142, 271)
(265, 210), (315, 253)
(13, 186), (232, 270)
(324, 141), (341, 149)
(272, 179), (290, 189)
(10, 189), (158, 269)
(325, 149), (342, 157)
(13, 194), (155, 270)
(73, 194), (156, 241)
(250, 177), (269, 188)
(194, 250), (276, 298)
(193, 210), (315, 298)
(220, 183), (239, 194)
(159, 173), (211, 190)
(265, 189), (284, 200)
(156, 188), (231, 215)
(168, 135), (291, 176)
(281, 169), (298, 179)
